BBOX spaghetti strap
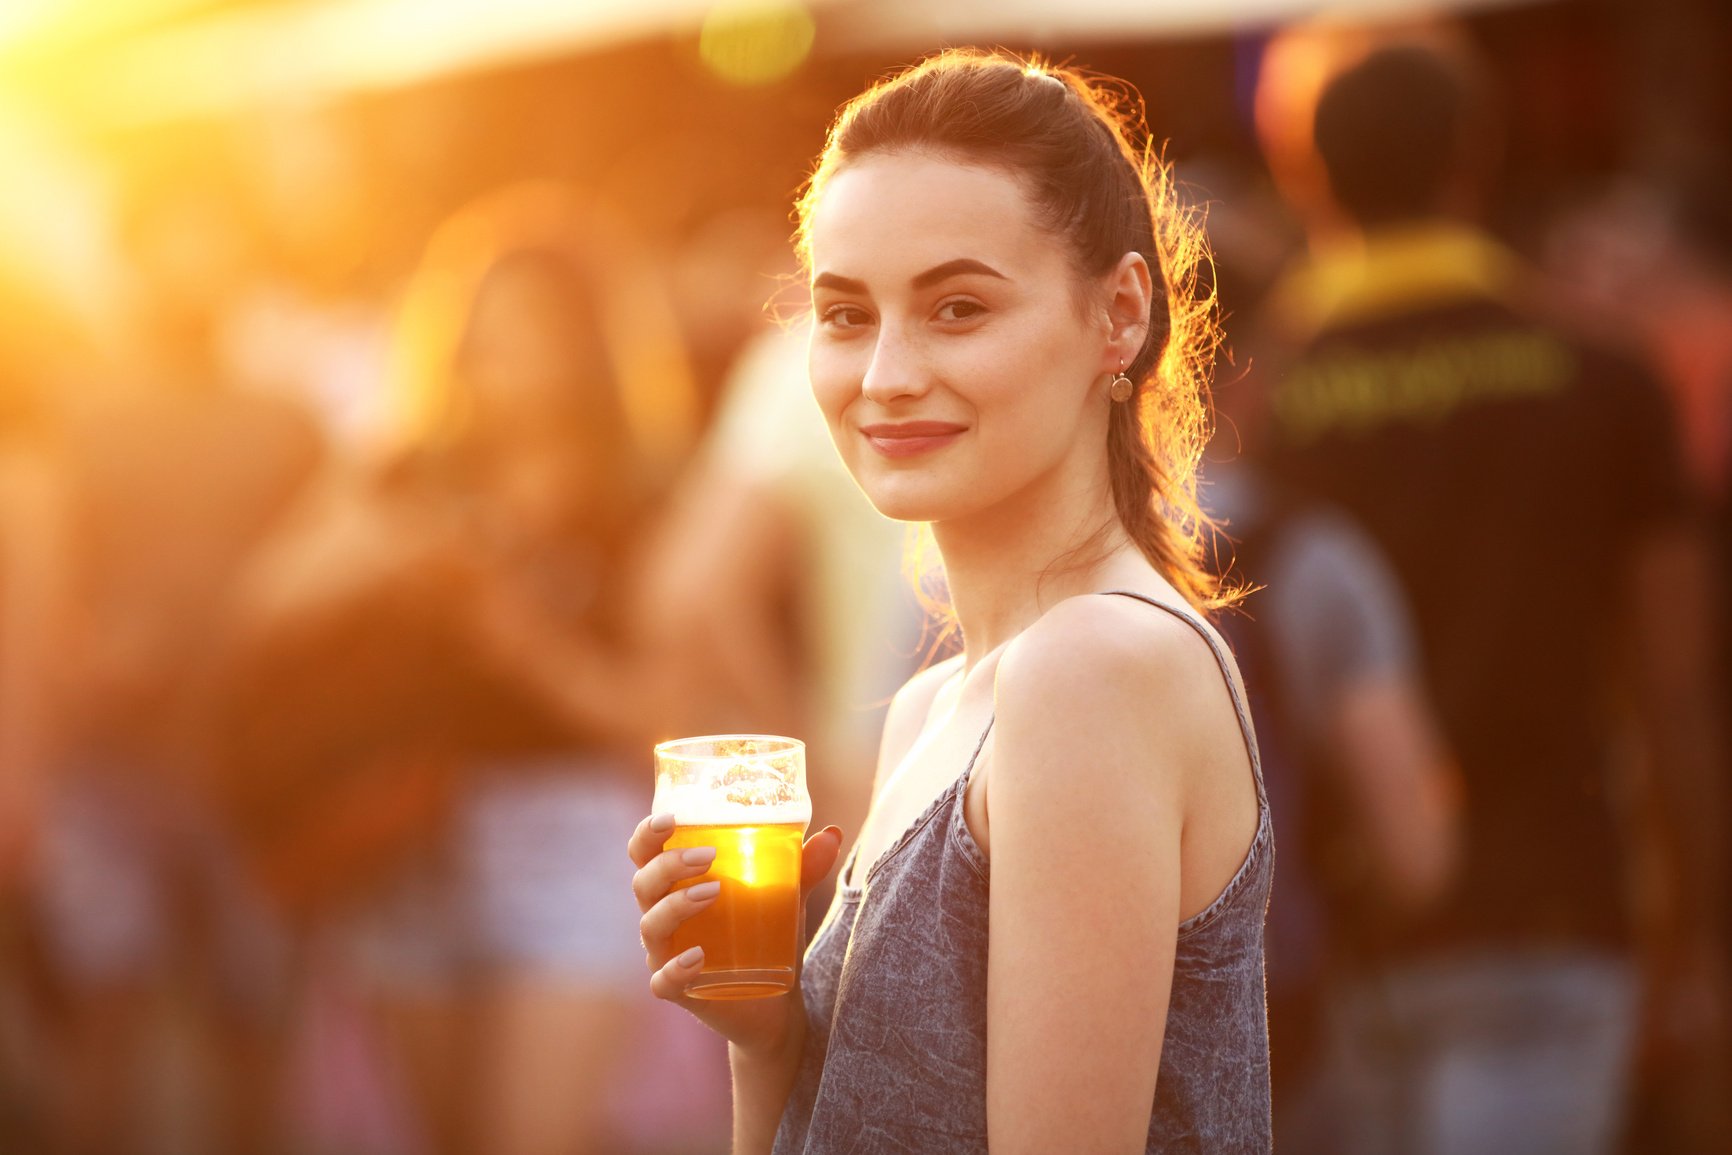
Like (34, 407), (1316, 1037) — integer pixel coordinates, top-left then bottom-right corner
(842, 591), (1264, 895)
(1098, 589), (1267, 809)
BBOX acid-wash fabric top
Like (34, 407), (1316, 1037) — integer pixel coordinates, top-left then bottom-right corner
(772, 590), (1274, 1154)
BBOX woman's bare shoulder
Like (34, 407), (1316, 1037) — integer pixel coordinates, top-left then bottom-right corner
(1001, 592), (1221, 699)
(991, 593), (1236, 797)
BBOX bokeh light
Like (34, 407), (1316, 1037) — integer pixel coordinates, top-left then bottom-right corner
(698, 1), (815, 86)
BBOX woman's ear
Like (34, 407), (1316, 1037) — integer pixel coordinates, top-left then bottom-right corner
(1102, 252), (1154, 370)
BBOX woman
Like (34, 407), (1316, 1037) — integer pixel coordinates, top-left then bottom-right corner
(357, 188), (694, 1155)
(230, 184), (695, 1154)
(629, 51), (1272, 1152)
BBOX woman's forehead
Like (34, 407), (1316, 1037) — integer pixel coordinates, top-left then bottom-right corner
(808, 152), (1061, 282)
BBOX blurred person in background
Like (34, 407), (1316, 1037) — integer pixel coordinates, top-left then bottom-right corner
(15, 162), (324, 1155)
(0, 300), (76, 1148)
(1250, 29), (1726, 1154)
(641, 297), (925, 933)
(222, 183), (696, 1155)
(1203, 369), (1459, 1153)
(1542, 176), (1732, 505)
(1540, 167), (1732, 1151)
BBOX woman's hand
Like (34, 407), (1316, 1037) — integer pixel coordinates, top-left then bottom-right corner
(628, 812), (843, 1058)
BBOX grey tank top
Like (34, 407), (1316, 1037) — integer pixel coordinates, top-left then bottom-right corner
(772, 591), (1273, 1153)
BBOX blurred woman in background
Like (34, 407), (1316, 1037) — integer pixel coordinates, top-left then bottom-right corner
(226, 183), (697, 1155)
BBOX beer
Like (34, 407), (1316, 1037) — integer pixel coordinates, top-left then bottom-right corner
(654, 735), (810, 999)
(665, 822), (806, 998)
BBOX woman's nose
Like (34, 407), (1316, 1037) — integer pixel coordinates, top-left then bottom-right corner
(860, 327), (931, 405)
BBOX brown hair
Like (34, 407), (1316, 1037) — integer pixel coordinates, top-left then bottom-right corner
(795, 48), (1229, 611)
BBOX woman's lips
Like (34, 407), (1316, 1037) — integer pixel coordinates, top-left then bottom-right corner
(860, 421), (967, 459)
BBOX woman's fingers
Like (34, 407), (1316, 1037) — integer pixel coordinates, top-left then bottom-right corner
(639, 879), (721, 950)
(648, 944), (707, 1002)
(799, 825), (845, 898)
(626, 811), (677, 869)
(631, 842), (719, 913)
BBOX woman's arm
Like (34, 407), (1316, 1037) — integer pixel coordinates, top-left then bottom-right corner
(1325, 676), (1459, 909)
(984, 599), (1245, 1153)
(1266, 509), (1460, 911)
(727, 1020), (809, 1154)
(463, 581), (660, 747)
(629, 813), (841, 1155)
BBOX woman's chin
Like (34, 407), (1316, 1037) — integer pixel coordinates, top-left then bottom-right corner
(855, 479), (964, 525)
(860, 496), (931, 523)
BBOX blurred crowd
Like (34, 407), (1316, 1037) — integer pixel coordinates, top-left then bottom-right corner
(0, 3), (1729, 1154)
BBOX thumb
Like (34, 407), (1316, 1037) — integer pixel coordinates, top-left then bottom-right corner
(799, 825), (844, 894)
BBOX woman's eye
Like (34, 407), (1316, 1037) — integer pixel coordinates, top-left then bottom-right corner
(819, 304), (872, 330)
(937, 299), (985, 322)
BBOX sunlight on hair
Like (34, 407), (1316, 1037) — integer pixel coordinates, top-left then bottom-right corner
(699, 1), (815, 87)
(1142, 143), (1233, 607)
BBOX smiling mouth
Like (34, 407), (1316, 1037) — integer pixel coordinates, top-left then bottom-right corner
(859, 422), (967, 459)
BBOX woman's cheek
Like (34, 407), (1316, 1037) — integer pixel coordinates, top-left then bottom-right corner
(809, 345), (861, 419)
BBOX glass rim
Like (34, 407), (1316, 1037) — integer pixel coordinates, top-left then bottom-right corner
(653, 733), (805, 760)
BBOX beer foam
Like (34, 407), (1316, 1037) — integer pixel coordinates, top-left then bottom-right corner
(653, 782), (812, 827)
(654, 736), (811, 826)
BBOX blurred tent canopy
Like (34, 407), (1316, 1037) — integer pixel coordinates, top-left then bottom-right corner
(2, 0), (1541, 126)
(822, 0), (1537, 50)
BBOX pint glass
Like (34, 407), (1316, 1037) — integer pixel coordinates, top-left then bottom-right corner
(653, 735), (810, 999)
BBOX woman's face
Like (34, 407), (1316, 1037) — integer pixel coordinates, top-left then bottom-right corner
(806, 152), (1117, 525)
(461, 260), (607, 438)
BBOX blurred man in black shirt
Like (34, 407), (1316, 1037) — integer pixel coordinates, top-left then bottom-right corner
(1253, 34), (1726, 1154)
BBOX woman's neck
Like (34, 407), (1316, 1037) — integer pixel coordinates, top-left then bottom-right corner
(932, 473), (1139, 670)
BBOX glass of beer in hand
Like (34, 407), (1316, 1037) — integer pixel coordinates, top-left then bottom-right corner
(653, 735), (810, 999)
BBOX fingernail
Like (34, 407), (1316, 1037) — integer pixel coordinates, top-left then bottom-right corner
(677, 945), (704, 967)
(650, 813), (676, 833)
(681, 846), (717, 867)
(686, 880), (721, 902)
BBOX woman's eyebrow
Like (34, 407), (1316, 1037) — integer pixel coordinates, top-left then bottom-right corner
(911, 258), (1007, 289)
(812, 271), (866, 293)
(812, 258), (1009, 296)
